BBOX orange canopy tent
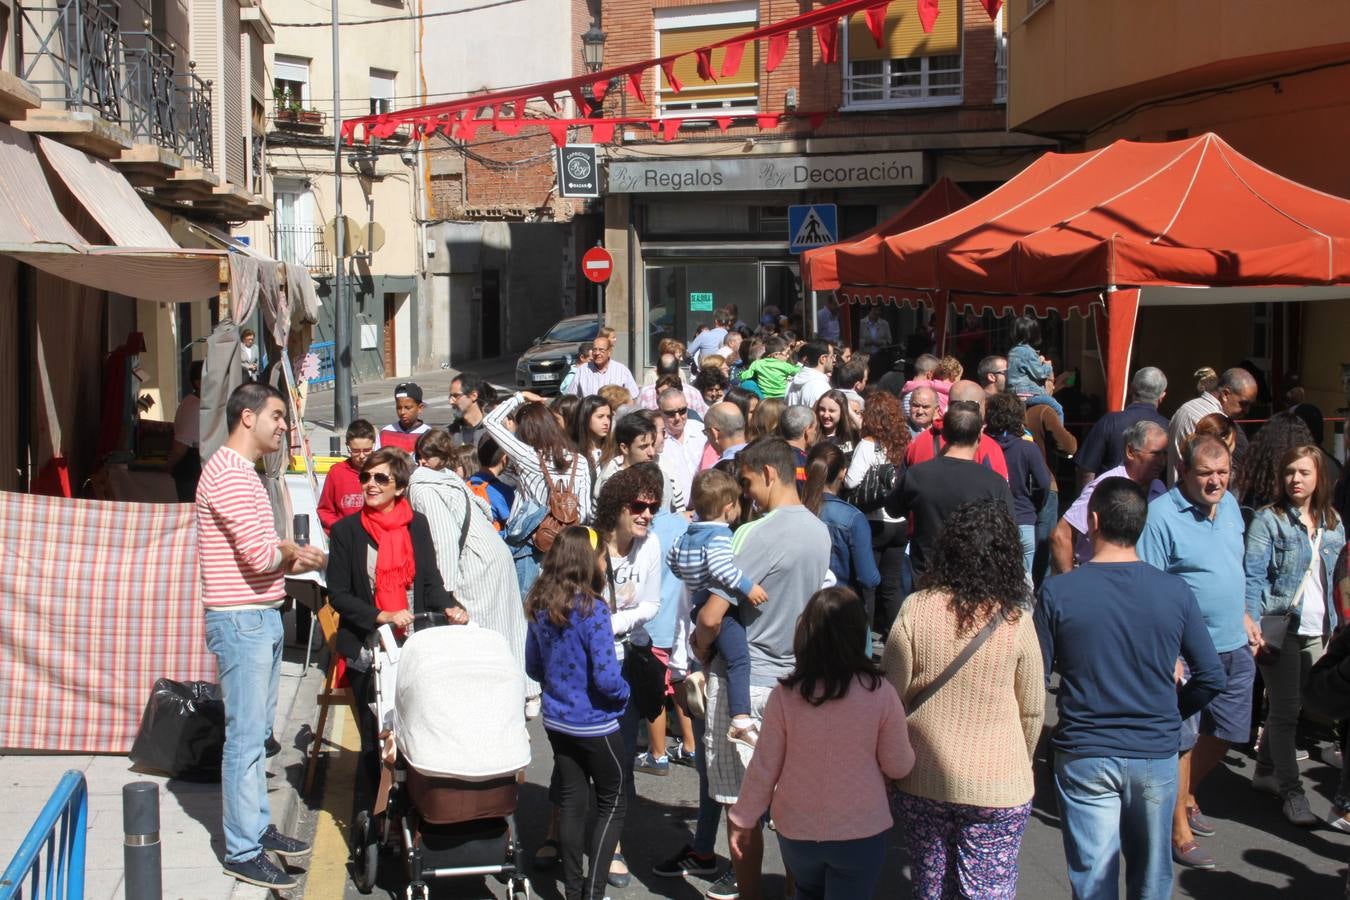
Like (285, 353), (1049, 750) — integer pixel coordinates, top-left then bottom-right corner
(801, 176), (972, 292)
(833, 134), (1350, 410)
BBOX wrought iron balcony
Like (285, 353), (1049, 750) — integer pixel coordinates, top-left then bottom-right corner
(18, 3), (214, 168)
(274, 224), (332, 276)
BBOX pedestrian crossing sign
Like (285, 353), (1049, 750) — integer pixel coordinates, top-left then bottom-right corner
(788, 203), (838, 253)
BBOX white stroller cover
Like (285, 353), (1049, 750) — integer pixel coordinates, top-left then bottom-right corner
(393, 623), (531, 779)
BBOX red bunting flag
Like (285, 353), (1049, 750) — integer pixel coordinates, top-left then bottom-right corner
(544, 94), (560, 112)
(808, 111), (827, 129)
(661, 118), (681, 141)
(545, 121), (569, 147)
(756, 113), (781, 130)
(340, 120), (357, 143)
(495, 118), (521, 136)
(716, 116), (734, 132)
(570, 86), (587, 111)
(918, 0), (940, 33)
(593, 79), (610, 102)
(695, 48), (717, 82)
(815, 21), (840, 63)
(627, 72), (646, 102)
(513, 98), (526, 120)
(981, 0), (1003, 18)
(591, 122), (616, 143)
(766, 33), (789, 73)
(660, 59), (683, 93)
(459, 115), (482, 142)
(865, 2), (889, 48)
(720, 41), (746, 78)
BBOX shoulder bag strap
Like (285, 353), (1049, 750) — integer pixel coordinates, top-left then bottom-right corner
(537, 450), (557, 495)
(453, 481), (475, 555)
(907, 613), (1004, 714)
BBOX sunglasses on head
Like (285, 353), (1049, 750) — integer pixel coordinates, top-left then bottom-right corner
(626, 500), (661, 515)
(358, 471), (394, 486)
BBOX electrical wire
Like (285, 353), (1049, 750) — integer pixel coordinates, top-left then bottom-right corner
(273, 0), (525, 28)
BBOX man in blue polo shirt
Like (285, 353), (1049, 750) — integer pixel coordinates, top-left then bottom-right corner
(1038, 477), (1224, 899)
(1138, 435), (1257, 871)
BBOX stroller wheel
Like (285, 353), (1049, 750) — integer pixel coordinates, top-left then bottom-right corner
(351, 810), (379, 894)
(510, 877), (532, 900)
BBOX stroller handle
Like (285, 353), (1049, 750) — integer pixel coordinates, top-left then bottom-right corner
(362, 610), (456, 651)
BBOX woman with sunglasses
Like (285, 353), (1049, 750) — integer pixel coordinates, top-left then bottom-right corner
(525, 525), (630, 900)
(591, 463), (666, 888)
(325, 446), (468, 832)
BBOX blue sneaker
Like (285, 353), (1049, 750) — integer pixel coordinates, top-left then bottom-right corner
(635, 751), (670, 776)
(670, 744), (697, 768)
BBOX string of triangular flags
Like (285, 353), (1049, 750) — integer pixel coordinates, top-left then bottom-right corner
(342, 0), (1002, 146)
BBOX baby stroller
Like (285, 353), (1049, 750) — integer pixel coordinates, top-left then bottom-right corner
(351, 612), (532, 899)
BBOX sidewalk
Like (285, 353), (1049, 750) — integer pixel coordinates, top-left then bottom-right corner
(303, 355), (519, 453)
(0, 635), (325, 900)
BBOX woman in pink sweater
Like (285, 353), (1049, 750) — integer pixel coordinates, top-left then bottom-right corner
(729, 587), (914, 899)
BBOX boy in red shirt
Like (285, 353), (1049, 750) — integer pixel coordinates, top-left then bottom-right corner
(316, 419), (376, 534)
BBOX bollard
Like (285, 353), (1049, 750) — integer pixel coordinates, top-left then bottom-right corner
(329, 435), (340, 455)
(122, 782), (162, 900)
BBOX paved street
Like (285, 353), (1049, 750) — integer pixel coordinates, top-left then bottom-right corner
(307, 689), (1350, 900)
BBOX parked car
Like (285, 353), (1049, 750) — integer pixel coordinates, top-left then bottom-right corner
(514, 314), (601, 394)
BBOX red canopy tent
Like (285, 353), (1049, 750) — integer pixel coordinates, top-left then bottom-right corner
(833, 134), (1350, 410)
(802, 176), (972, 292)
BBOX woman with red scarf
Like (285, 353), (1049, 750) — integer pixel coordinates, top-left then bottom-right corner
(326, 446), (467, 829)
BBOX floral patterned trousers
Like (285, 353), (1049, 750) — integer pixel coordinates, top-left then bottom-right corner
(893, 791), (1032, 899)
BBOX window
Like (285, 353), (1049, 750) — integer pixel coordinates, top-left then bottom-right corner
(655, 2), (758, 117)
(994, 8), (1007, 103)
(273, 55), (310, 110)
(843, 4), (962, 109)
(370, 68), (397, 116)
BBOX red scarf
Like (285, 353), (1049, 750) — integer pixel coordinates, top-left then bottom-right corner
(360, 498), (416, 615)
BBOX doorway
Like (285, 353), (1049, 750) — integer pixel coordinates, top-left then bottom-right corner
(481, 270), (501, 358)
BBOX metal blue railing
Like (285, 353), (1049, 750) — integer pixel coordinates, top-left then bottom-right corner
(310, 341), (335, 388)
(0, 770), (88, 900)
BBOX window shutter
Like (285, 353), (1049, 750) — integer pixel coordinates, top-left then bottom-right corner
(847, 5), (960, 61)
(658, 24), (760, 103)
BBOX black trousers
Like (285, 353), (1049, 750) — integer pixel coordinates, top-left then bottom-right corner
(345, 664), (381, 827)
(547, 729), (627, 900)
(869, 520), (909, 637)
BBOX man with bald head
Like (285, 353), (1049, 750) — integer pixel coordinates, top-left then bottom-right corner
(906, 386), (938, 438)
(702, 401), (747, 467)
(1166, 367), (1257, 485)
(904, 380), (1009, 478)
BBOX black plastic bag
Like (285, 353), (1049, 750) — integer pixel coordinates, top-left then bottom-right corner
(129, 679), (226, 781)
(622, 642), (669, 722)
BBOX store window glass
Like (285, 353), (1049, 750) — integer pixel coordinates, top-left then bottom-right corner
(646, 261), (760, 361)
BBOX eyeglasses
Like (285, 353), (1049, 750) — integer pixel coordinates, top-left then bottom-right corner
(661, 407), (689, 418)
(359, 471), (395, 486)
(626, 500), (661, 515)
(448, 392), (465, 401)
(991, 370), (1008, 377)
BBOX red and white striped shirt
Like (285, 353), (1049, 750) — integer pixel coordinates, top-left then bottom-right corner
(195, 446), (284, 610)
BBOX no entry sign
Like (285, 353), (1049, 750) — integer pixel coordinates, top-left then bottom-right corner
(582, 246), (613, 284)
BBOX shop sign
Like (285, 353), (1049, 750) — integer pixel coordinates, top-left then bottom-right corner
(689, 292), (714, 311)
(557, 145), (600, 198)
(606, 152), (923, 194)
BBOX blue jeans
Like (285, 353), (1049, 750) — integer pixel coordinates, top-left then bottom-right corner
(1018, 524), (1036, 575)
(1025, 393), (1066, 420)
(692, 597), (751, 717)
(690, 709), (721, 857)
(204, 608), (284, 864)
(777, 831), (887, 900)
(1053, 752), (1178, 900)
(1033, 490), (1059, 588)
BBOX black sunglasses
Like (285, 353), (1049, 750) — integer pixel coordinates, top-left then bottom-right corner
(626, 500), (661, 515)
(661, 407), (689, 418)
(359, 471), (395, 486)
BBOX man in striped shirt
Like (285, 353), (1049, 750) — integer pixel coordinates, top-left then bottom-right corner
(197, 383), (326, 889)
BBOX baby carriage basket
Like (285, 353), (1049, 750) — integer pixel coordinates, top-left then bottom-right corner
(352, 612), (532, 899)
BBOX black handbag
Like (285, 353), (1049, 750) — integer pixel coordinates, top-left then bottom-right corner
(851, 462), (899, 513)
(622, 641), (669, 722)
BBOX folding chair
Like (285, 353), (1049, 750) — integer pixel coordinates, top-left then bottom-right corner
(303, 602), (361, 795)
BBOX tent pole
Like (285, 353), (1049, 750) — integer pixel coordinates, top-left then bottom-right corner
(332, 0), (353, 431)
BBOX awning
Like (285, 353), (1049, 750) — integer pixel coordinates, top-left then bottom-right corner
(0, 121), (222, 302)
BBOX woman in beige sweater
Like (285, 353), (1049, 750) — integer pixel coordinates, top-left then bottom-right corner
(882, 500), (1045, 900)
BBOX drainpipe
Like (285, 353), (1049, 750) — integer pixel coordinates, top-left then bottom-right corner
(627, 200), (638, 372)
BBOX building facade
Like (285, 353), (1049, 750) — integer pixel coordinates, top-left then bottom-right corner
(595, 0), (1050, 374)
(1007, 0), (1350, 423)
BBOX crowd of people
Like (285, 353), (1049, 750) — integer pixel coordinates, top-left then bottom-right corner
(200, 304), (1350, 898)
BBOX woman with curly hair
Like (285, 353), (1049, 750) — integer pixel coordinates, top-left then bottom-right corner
(984, 392), (1051, 574)
(845, 391), (911, 635)
(1234, 411), (1314, 511)
(814, 389), (860, 457)
(882, 500), (1044, 900)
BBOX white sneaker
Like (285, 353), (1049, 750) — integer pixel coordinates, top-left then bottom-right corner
(524, 696), (541, 720)
(1329, 807), (1350, 833)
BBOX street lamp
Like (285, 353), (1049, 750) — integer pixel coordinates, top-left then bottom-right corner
(580, 21), (607, 74)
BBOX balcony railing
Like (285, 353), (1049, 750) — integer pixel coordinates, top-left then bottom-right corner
(18, 2), (214, 167)
(274, 224), (332, 276)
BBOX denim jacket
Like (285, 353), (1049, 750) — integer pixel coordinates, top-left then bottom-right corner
(1243, 504), (1346, 623)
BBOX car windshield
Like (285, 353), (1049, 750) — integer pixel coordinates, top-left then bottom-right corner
(543, 318), (600, 343)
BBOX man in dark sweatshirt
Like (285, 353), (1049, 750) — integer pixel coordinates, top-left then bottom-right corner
(1036, 477), (1224, 898)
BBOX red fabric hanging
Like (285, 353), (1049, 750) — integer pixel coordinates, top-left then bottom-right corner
(865, 2), (889, 48)
(716, 116), (734, 132)
(660, 59), (684, 93)
(918, 0), (940, 33)
(756, 113), (781, 129)
(720, 41), (747, 78)
(591, 122), (616, 143)
(695, 48), (717, 82)
(981, 0), (1003, 19)
(627, 71), (646, 102)
(545, 121), (569, 147)
(766, 33), (790, 73)
(661, 119), (681, 141)
(815, 20), (840, 63)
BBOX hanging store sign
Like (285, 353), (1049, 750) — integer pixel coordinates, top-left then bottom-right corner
(557, 144), (600, 198)
(606, 151), (924, 194)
